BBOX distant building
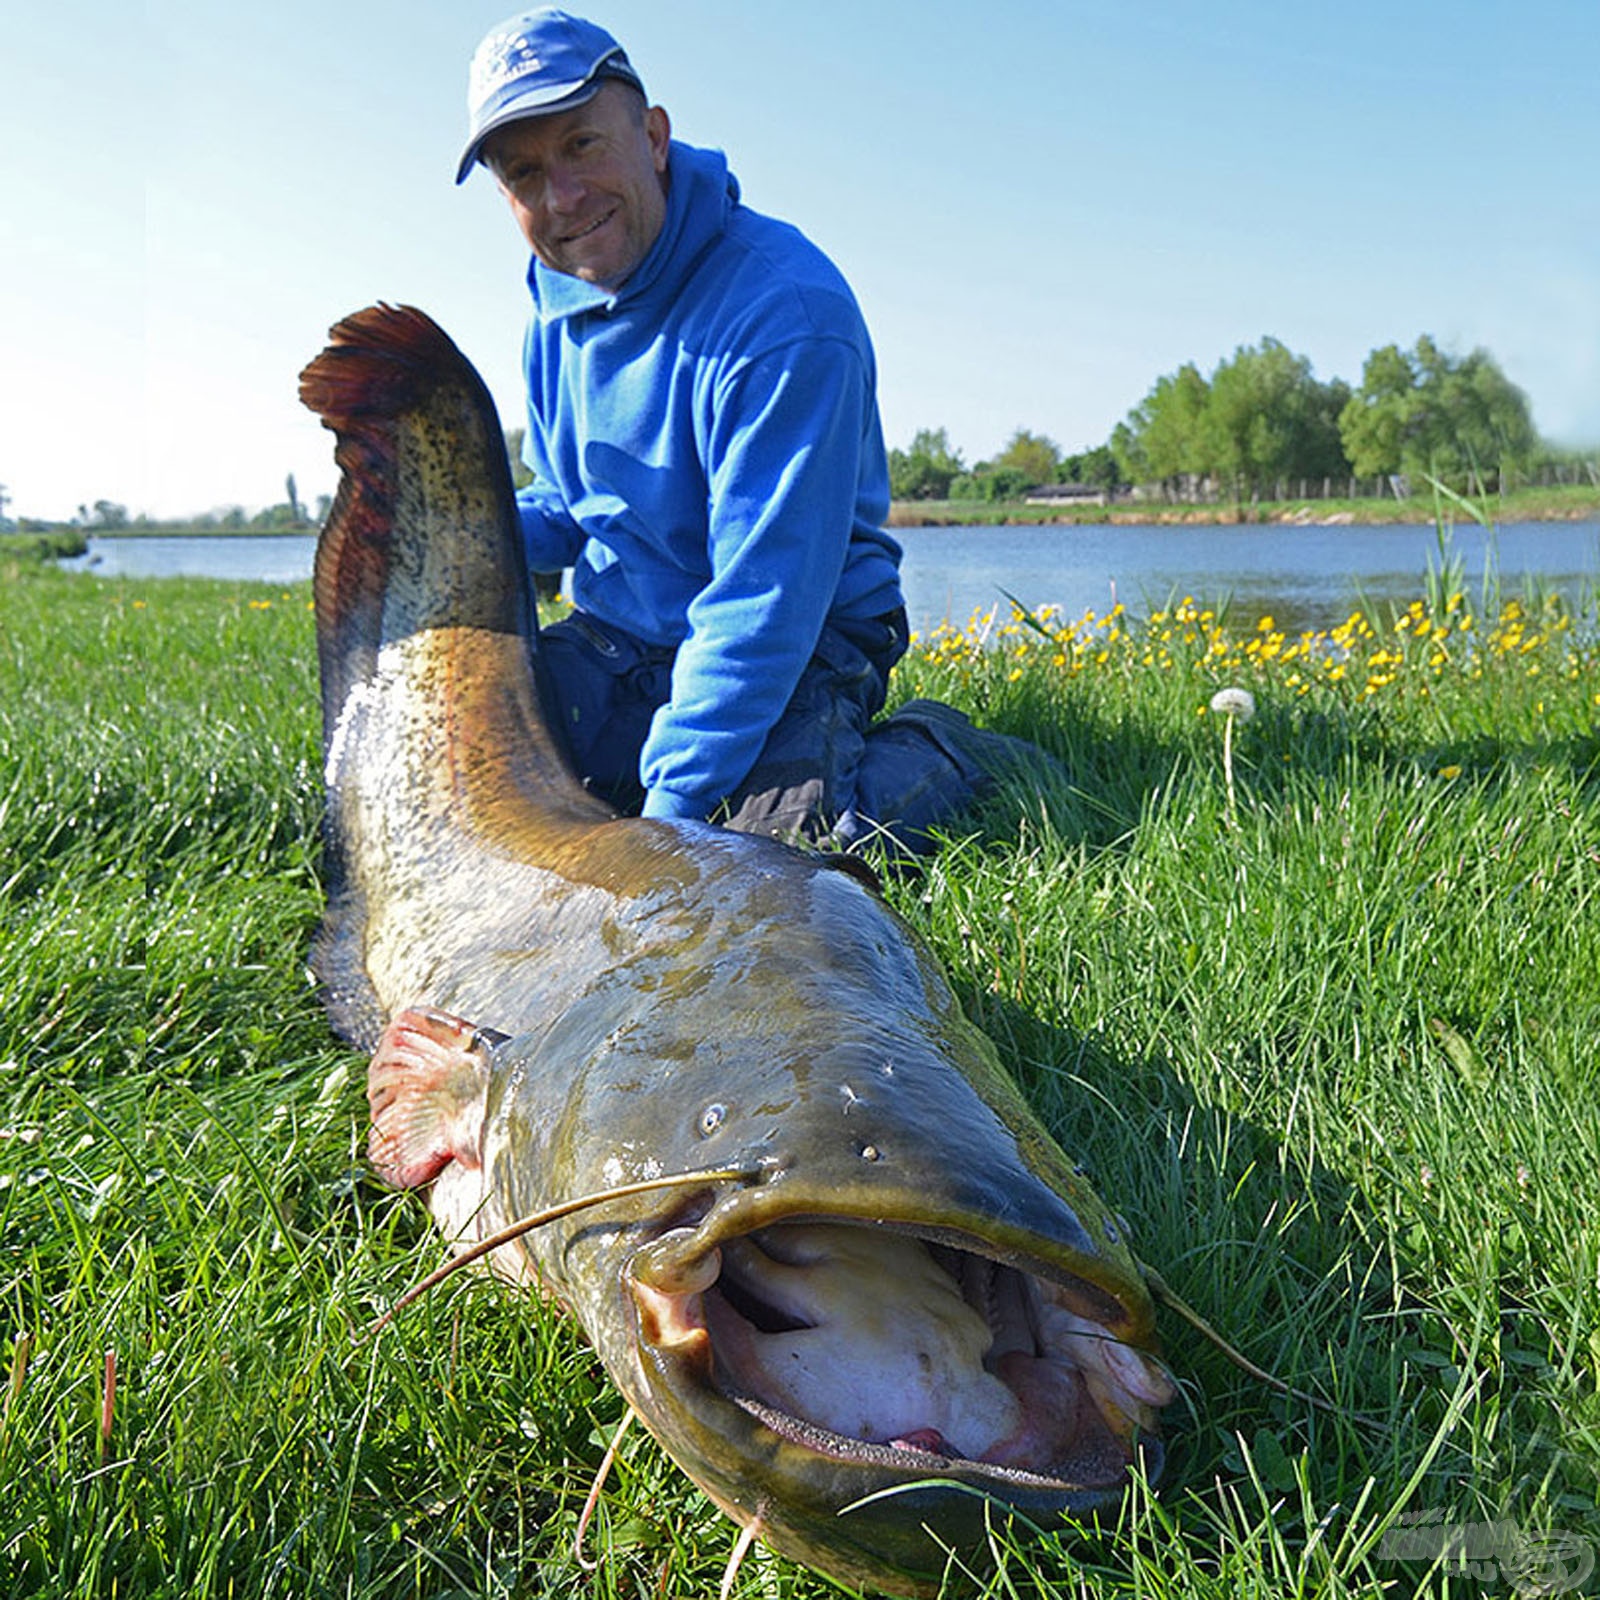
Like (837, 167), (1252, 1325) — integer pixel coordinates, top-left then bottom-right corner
(1023, 483), (1108, 508)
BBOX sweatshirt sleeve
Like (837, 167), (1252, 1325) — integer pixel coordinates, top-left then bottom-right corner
(515, 482), (584, 572)
(637, 334), (875, 820)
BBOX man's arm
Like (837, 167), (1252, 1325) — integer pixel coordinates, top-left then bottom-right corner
(638, 334), (886, 820)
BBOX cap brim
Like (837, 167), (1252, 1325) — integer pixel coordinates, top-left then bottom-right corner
(455, 79), (610, 184)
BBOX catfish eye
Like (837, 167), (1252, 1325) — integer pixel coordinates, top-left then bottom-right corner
(698, 1103), (725, 1137)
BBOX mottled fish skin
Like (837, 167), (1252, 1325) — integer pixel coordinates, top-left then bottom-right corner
(300, 305), (1170, 1595)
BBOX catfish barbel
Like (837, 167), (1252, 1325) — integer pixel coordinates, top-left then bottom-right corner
(299, 303), (1175, 1596)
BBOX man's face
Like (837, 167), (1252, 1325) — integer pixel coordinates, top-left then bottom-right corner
(482, 83), (671, 291)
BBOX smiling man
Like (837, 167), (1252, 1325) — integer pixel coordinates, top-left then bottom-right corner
(457, 9), (1047, 852)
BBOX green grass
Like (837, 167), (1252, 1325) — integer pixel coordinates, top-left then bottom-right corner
(3, 566), (1597, 1598)
(1, 531), (89, 565)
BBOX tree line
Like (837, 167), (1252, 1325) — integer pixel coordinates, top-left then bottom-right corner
(890, 334), (1588, 504)
(13, 342), (1586, 532)
(20, 475), (329, 536)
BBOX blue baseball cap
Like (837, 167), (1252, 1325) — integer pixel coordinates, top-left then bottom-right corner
(456, 9), (645, 184)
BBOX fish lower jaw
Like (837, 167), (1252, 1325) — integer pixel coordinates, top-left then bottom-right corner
(719, 1385), (1161, 1494)
(628, 1219), (1172, 1491)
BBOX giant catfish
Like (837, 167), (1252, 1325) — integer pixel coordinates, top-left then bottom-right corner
(299, 303), (1173, 1596)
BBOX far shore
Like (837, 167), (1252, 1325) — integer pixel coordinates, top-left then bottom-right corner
(9, 482), (1598, 566)
(886, 482), (1600, 529)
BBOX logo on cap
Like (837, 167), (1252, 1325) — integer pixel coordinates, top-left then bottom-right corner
(470, 32), (546, 110)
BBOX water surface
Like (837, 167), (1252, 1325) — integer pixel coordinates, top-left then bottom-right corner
(65, 520), (1599, 638)
(63, 534), (319, 586)
(894, 519), (1599, 637)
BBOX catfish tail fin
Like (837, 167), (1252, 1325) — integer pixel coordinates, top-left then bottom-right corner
(298, 303), (533, 742)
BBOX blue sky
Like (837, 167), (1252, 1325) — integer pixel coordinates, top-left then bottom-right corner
(4, 0), (1596, 521)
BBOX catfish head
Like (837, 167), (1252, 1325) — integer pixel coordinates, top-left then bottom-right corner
(369, 837), (1174, 1597)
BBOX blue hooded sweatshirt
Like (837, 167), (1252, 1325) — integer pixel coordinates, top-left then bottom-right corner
(514, 139), (903, 822)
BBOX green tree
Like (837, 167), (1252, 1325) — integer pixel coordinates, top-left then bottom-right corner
(1338, 343), (1416, 479)
(888, 427), (965, 500)
(993, 427), (1061, 487)
(252, 501), (304, 529)
(1339, 337), (1534, 492)
(1059, 446), (1126, 493)
(1428, 343), (1537, 492)
(950, 464), (1035, 502)
(1201, 337), (1350, 498)
(1115, 363), (1210, 492)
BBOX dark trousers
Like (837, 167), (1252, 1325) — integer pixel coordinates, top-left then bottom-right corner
(537, 608), (1040, 854)
(537, 607), (904, 839)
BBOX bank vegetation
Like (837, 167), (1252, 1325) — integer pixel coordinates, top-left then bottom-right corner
(890, 332), (1600, 520)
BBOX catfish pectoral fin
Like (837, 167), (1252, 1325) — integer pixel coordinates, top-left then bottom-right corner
(367, 1006), (493, 1188)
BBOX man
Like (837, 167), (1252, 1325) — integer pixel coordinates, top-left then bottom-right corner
(457, 9), (1043, 852)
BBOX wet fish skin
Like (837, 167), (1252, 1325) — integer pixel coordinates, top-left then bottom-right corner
(476, 857), (1156, 1583)
(300, 304), (1171, 1595)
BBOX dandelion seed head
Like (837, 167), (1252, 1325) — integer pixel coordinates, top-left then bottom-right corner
(1208, 686), (1256, 721)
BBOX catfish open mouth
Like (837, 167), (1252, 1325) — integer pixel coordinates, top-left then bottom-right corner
(632, 1220), (1174, 1490)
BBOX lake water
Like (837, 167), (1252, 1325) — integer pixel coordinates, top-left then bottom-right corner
(64, 520), (1600, 637)
(63, 533), (320, 586)
(895, 519), (1600, 637)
